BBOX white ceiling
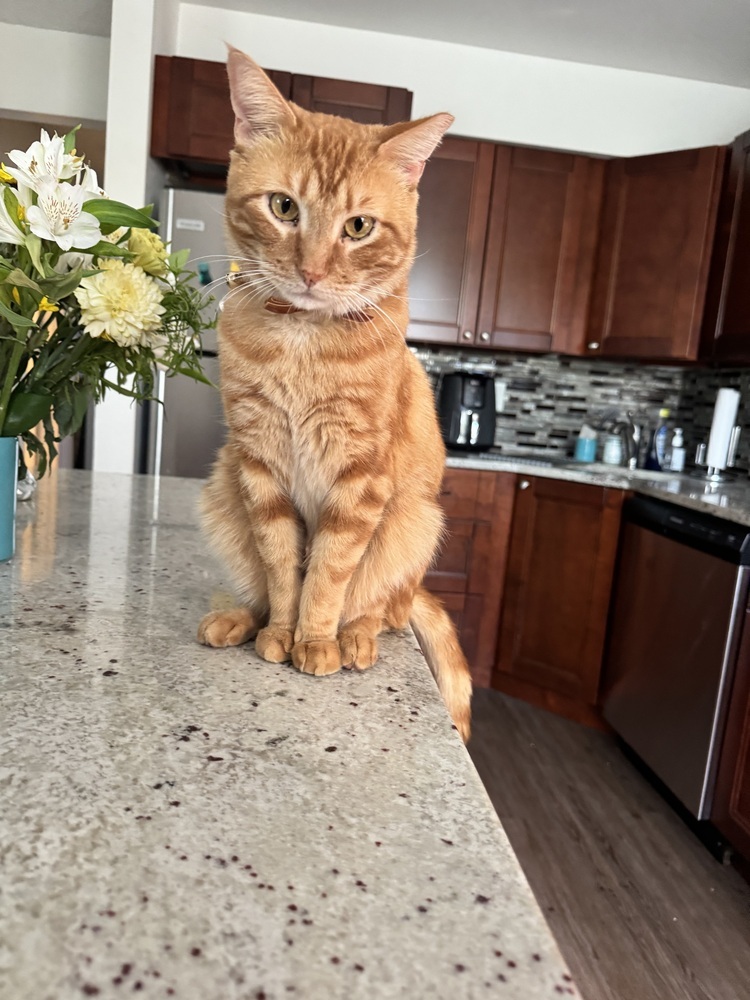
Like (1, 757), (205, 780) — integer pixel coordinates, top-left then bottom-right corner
(2, 0), (750, 89)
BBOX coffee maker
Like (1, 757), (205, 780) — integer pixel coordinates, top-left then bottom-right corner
(438, 372), (496, 451)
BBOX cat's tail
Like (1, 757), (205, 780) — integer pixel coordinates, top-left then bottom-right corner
(409, 587), (472, 743)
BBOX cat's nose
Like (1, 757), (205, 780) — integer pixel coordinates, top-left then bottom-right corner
(300, 268), (324, 288)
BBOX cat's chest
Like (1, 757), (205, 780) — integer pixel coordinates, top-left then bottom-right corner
(258, 378), (354, 523)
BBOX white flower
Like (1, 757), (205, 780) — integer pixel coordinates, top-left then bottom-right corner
(54, 250), (94, 273)
(26, 178), (101, 251)
(0, 187), (25, 245)
(14, 182), (34, 212)
(79, 165), (105, 198)
(74, 259), (166, 348)
(5, 129), (83, 191)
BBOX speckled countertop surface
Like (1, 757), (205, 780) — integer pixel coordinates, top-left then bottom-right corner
(0, 471), (576, 1000)
(446, 452), (750, 527)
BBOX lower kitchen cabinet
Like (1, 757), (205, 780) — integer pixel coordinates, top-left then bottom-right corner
(493, 476), (624, 725)
(424, 467), (516, 687)
(713, 608), (750, 859)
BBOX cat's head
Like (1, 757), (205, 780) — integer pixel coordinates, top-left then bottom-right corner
(224, 46), (452, 319)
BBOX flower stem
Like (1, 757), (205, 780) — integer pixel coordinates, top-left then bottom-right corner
(0, 338), (25, 437)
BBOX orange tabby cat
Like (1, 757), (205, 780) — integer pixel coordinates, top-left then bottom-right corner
(197, 46), (472, 741)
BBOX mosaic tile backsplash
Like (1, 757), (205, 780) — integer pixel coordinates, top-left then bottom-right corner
(411, 346), (750, 474)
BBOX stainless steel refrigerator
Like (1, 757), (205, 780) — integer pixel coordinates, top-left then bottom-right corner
(141, 187), (229, 478)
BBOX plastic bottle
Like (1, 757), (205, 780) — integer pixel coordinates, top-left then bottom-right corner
(669, 428), (686, 473)
(602, 434), (623, 466)
(644, 408), (671, 471)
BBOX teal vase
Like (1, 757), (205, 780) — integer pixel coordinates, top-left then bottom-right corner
(0, 436), (18, 562)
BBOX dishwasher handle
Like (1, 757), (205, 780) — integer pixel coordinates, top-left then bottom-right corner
(623, 495), (750, 566)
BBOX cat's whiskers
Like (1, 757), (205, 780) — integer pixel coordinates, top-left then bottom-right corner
(222, 274), (277, 312)
(348, 290), (403, 349)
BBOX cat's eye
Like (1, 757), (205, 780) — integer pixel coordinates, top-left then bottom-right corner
(343, 215), (375, 240)
(269, 193), (299, 223)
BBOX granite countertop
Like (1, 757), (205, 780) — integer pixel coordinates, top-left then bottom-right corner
(0, 471), (576, 1000)
(446, 452), (750, 527)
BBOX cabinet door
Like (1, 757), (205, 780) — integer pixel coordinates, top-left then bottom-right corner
(495, 476), (623, 704)
(151, 56), (291, 166)
(703, 130), (750, 363)
(476, 147), (603, 354)
(588, 146), (725, 360)
(712, 609), (750, 858)
(424, 469), (515, 687)
(290, 76), (411, 124)
(407, 138), (494, 345)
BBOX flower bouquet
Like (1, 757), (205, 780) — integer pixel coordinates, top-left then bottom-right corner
(0, 126), (213, 476)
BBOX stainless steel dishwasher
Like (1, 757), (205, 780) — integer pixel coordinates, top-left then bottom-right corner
(601, 495), (750, 819)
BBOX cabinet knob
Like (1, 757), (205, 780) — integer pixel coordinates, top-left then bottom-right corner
(587, 341), (601, 351)
(479, 332), (490, 342)
(519, 480), (530, 490)
(462, 330), (473, 341)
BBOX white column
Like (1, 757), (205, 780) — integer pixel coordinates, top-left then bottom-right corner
(92, 0), (178, 473)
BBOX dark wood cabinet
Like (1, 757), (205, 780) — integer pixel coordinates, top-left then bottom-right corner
(407, 138), (495, 346)
(702, 129), (750, 363)
(587, 146), (726, 360)
(713, 609), (750, 859)
(151, 56), (412, 176)
(408, 139), (603, 353)
(493, 476), (624, 725)
(476, 147), (604, 354)
(424, 468), (515, 687)
(151, 57), (291, 173)
(290, 75), (412, 125)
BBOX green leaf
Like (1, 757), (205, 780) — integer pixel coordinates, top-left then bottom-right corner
(168, 248), (191, 272)
(3, 391), (51, 435)
(2, 186), (24, 235)
(25, 234), (44, 276)
(83, 198), (157, 233)
(84, 240), (132, 259)
(0, 298), (36, 330)
(5, 268), (43, 295)
(63, 125), (81, 155)
(54, 386), (91, 438)
(39, 266), (84, 300)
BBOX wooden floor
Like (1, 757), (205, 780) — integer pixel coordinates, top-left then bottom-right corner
(468, 689), (750, 1000)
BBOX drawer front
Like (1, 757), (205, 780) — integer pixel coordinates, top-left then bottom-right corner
(440, 468), (480, 520)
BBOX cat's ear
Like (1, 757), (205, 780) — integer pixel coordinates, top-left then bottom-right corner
(377, 113), (454, 186)
(226, 44), (295, 146)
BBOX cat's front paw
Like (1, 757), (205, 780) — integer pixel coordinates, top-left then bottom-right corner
(292, 639), (342, 676)
(255, 625), (294, 663)
(198, 609), (258, 648)
(339, 627), (379, 671)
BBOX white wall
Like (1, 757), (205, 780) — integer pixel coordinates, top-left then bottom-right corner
(176, 6), (750, 157)
(0, 24), (109, 125)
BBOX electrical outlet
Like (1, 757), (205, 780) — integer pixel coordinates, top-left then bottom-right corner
(494, 379), (507, 413)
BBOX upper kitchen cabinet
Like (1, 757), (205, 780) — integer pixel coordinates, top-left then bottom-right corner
(408, 140), (604, 353)
(407, 138), (495, 345)
(290, 75), (412, 124)
(151, 56), (413, 177)
(151, 57), (291, 174)
(476, 147), (604, 354)
(587, 146), (726, 361)
(701, 129), (750, 364)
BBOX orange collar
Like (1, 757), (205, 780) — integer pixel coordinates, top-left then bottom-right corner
(264, 296), (373, 323)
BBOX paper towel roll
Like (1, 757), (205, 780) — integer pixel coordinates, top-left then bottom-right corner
(706, 387), (741, 470)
